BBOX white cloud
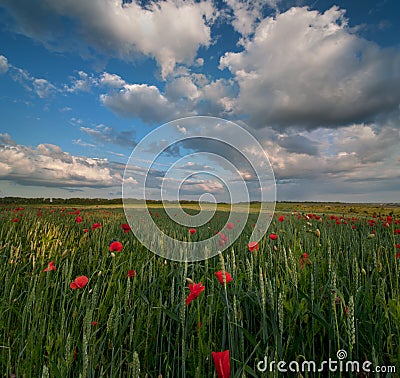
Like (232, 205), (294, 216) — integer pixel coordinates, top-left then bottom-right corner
(80, 123), (136, 148)
(0, 55), (8, 74)
(64, 70), (97, 93)
(0, 135), (122, 188)
(224, 0), (265, 37)
(220, 6), (400, 129)
(100, 83), (179, 123)
(100, 72), (126, 88)
(32, 78), (56, 98)
(2, 0), (217, 78)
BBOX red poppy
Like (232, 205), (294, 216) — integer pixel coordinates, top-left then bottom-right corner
(127, 269), (136, 278)
(212, 350), (230, 378)
(109, 241), (123, 252)
(394, 229), (400, 235)
(121, 223), (131, 233)
(75, 216), (83, 223)
(215, 271), (233, 285)
(278, 215), (285, 222)
(91, 321), (98, 326)
(83, 228), (89, 233)
(248, 241), (259, 252)
(189, 228), (196, 234)
(12, 218), (18, 222)
(70, 275), (88, 290)
(73, 210), (80, 215)
(352, 225), (356, 230)
(185, 282), (205, 305)
(269, 233), (277, 241)
(44, 261), (56, 272)
(226, 222), (234, 230)
(396, 244), (400, 249)
(299, 253), (310, 269)
(396, 252), (400, 259)
(92, 222), (101, 230)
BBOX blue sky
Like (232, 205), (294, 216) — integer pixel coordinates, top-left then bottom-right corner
(0, 0), (399, 201)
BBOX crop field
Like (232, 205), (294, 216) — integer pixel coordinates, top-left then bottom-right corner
(0, 204), (399, 377)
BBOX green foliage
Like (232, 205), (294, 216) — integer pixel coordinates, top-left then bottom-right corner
(0, 205), (399, 376)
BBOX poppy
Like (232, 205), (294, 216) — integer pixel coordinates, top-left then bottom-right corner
(269, 233), (277, 241)
(70, 275), (88, 290)
(396, 252), (400, 259)
(189, 228), (196, 234)
(396, 244), (400, 249)
(394, 229), (400, 235)
(73, 210), (80, 215)
(278, 215), (285, 222)
(215, 271), (233, 285)
(75, 216), (83, 223)
(299, 253), (310, 269)
(185, 282), (205, 305)
(121, 223), (131, 233)
(248, 241), (259, 252)
(127, 269), (136, 278)
(91, 321), (98, 326)
(12, 218), (18, 222)
(44, 261), (56, 272)
(83, 228), (89, 233)
(212, 350), (230, 378)
(92, 222), (101, 230)
(109, 241), (123, 252)
(226, 222), (234, 230)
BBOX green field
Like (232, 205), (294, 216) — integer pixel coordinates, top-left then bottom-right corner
(1, 203), (399, 377)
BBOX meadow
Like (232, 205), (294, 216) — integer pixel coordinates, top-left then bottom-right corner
(0, 203), (399, 377)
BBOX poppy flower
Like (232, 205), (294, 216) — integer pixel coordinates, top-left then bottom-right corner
(278, 215), (285, 222)
(396, 252), (400, 259)
(73, 210), (80, 215)
(185, 282), (205, 305)
(121, 223), (131, 233)
(396, 244), (400, 249)
(248, 241), (259, 252)
(226, 222), (234, 230)
(91, 321), (98, 326)
(215, 271), (233, 285)
(75, 216), (83, 223)
(269, 233), (277, 241)
(394, 229), (400, 235)
(70, 275), (88, 290)
(12, 218), (18, 222)
(127, 269), (136, 278)
(212, 350), (230, 378)
(189, 228), (196, 234)
(92, 222), (101, 230)
(299, 253), (310, 269)
(44, 261), (56, 272)
(109, 241), (123, 252)
(83, 228), (89, 233)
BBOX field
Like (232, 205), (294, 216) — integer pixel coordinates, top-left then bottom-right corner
(1, 203), (399, 377)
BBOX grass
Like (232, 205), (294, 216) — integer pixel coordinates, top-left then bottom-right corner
(0, 203), (399, 377)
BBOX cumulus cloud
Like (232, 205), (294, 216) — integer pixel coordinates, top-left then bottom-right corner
(224, 0), (265, 37)
(1, 0), (216, 78)
(100, 83), (180, 123)
(220, 6), (400, 130)
(0, 134), (123, 188)
(0, 55), (9, 74)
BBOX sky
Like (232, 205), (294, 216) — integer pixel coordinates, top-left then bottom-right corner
(0, 0), (399, 202)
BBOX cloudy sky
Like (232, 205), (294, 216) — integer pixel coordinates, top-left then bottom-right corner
(0, 0), (399, 202)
